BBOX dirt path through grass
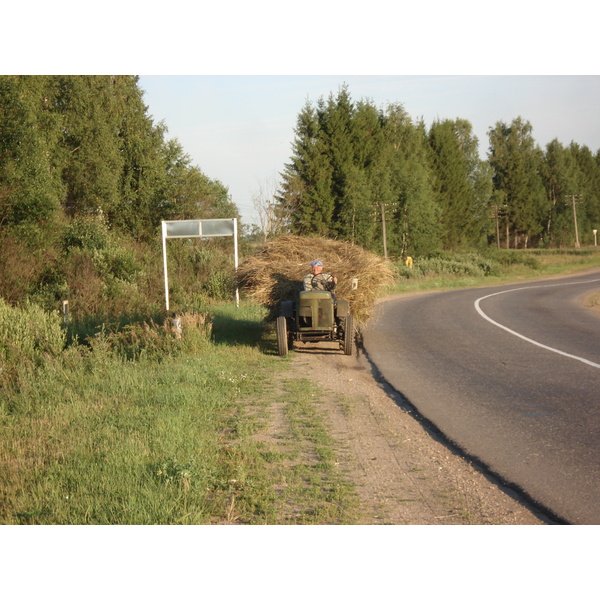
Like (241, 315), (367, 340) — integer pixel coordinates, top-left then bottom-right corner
(285, 340), (552, 525)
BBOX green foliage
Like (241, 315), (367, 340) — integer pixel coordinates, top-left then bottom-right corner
(279, 87), (443, 257)
(491, 249), (540, 269)
(428, 119), (492, 248)
(395, 252), (501, 279)
(2, 76), (600, 334)
(163, 238), (239, 310)
(0, 76), (64, 227)
(62, 216), (110, 253)
(0, 75), (236, 244)
(280, 87), (600, 256)
(160, 139), (240, 223)
(0, 299), (66, 387)
(0, 302), (358, 524)
(488, 117), (547, 246)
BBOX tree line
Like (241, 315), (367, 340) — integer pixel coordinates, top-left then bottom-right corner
(5, 77), (598, 261)
(0, 75), (238, 242)
(276, 85), (600, 256)
(0, 76), (239, 314)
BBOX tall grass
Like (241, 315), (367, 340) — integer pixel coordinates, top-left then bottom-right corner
(0, 299), (66, 388)
(0, 303), (269, 524)
(0, 299), (358, 524)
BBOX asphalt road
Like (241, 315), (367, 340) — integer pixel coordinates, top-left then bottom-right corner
(362, 270), (600, 524)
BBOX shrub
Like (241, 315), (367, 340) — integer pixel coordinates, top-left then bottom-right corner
(87, 312), (213, 361)
(394, 252), (502, 279)
(493, 250), (540, 269)
(62, 216), (110, 253)
(0, 299), (66, 386)
(0, 236), (45, 304)
(204, 270), (236, 301)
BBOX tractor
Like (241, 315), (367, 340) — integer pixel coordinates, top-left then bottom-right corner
(276, 287), (354, 356)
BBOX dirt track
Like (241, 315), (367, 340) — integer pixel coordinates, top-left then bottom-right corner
(288, 340), (554, 525)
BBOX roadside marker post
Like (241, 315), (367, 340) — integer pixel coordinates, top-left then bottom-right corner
(161, 218), (239, 312)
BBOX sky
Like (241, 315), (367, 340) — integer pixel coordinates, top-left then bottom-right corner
(138, 75), (600, 226)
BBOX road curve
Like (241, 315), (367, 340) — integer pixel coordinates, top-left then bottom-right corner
(362, 270), (600, 524)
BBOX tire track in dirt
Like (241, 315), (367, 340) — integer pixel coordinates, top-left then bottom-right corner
(287, 341), (551, 524)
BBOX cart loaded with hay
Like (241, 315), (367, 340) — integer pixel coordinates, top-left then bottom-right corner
(238, 235), (395, 356)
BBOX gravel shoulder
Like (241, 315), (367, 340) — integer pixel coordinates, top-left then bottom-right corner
(287, 338), (554, 525)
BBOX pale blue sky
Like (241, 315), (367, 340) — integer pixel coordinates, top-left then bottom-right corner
(139, 75), (600, 226)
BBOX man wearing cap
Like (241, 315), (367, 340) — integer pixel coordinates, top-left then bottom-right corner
(303, 260), (338, 292)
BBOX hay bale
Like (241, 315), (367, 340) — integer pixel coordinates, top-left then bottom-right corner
(238, 235), (394, 325)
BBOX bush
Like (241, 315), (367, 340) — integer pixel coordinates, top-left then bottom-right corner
(394, 252), (502, 279)
(88, 312), (213, 361)
(492, 250), (540, 269)
(204, 270), (236, 301)
(62, 216), (110, 253)
(0, 236), (46, 304)
(0, 298), (66, 386)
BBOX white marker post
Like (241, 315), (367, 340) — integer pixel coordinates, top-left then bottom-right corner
(161, 218), (239, 312)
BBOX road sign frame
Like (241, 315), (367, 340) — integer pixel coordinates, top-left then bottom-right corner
(161, 218), (239, 311)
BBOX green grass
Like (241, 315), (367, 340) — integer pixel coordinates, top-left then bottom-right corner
(1, 341), (267, 524)
(387, 248), (600, 296)
(0, 301), (358, 524)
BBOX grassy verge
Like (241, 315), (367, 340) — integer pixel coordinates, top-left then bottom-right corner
(387, 248), (600, 295)
(0, 302), (357, 524)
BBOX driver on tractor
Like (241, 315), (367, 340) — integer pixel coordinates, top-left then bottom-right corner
(303, 260), (337, 292)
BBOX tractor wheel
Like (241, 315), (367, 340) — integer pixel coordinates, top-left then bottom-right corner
(343, 315), (355, 356)
(276, 316), (288, 356)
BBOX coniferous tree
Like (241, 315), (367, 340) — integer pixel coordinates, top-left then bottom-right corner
(318, 86), (357, 236)
(0, 76), (64, 232)
(53, 76), (125, 218)
(428, 118), (488, 248)
(1, 75), (236, 244)
(279, 91), (442, 257)
(488, 117), (546, 247)
(113, 76), (171, 238)
(331, 97), (382, 246)
(379, 106), (441, 257)
(279, 100), (334, 235)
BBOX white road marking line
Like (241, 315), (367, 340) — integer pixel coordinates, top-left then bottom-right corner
(474, 279), (600, 370)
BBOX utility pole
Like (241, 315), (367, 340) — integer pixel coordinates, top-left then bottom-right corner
(381, 203), (388, 260)
(374, 202), (397, 259)
(565, 195), (583, 248)
(491, 205), (508, 249)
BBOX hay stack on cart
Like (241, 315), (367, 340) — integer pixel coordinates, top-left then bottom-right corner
(238, 235), (394, 326)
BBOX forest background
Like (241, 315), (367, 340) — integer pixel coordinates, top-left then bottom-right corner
(1, 74), (600, 320)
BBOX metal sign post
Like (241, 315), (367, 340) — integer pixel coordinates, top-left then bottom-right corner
(161, 218), (239, 312)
